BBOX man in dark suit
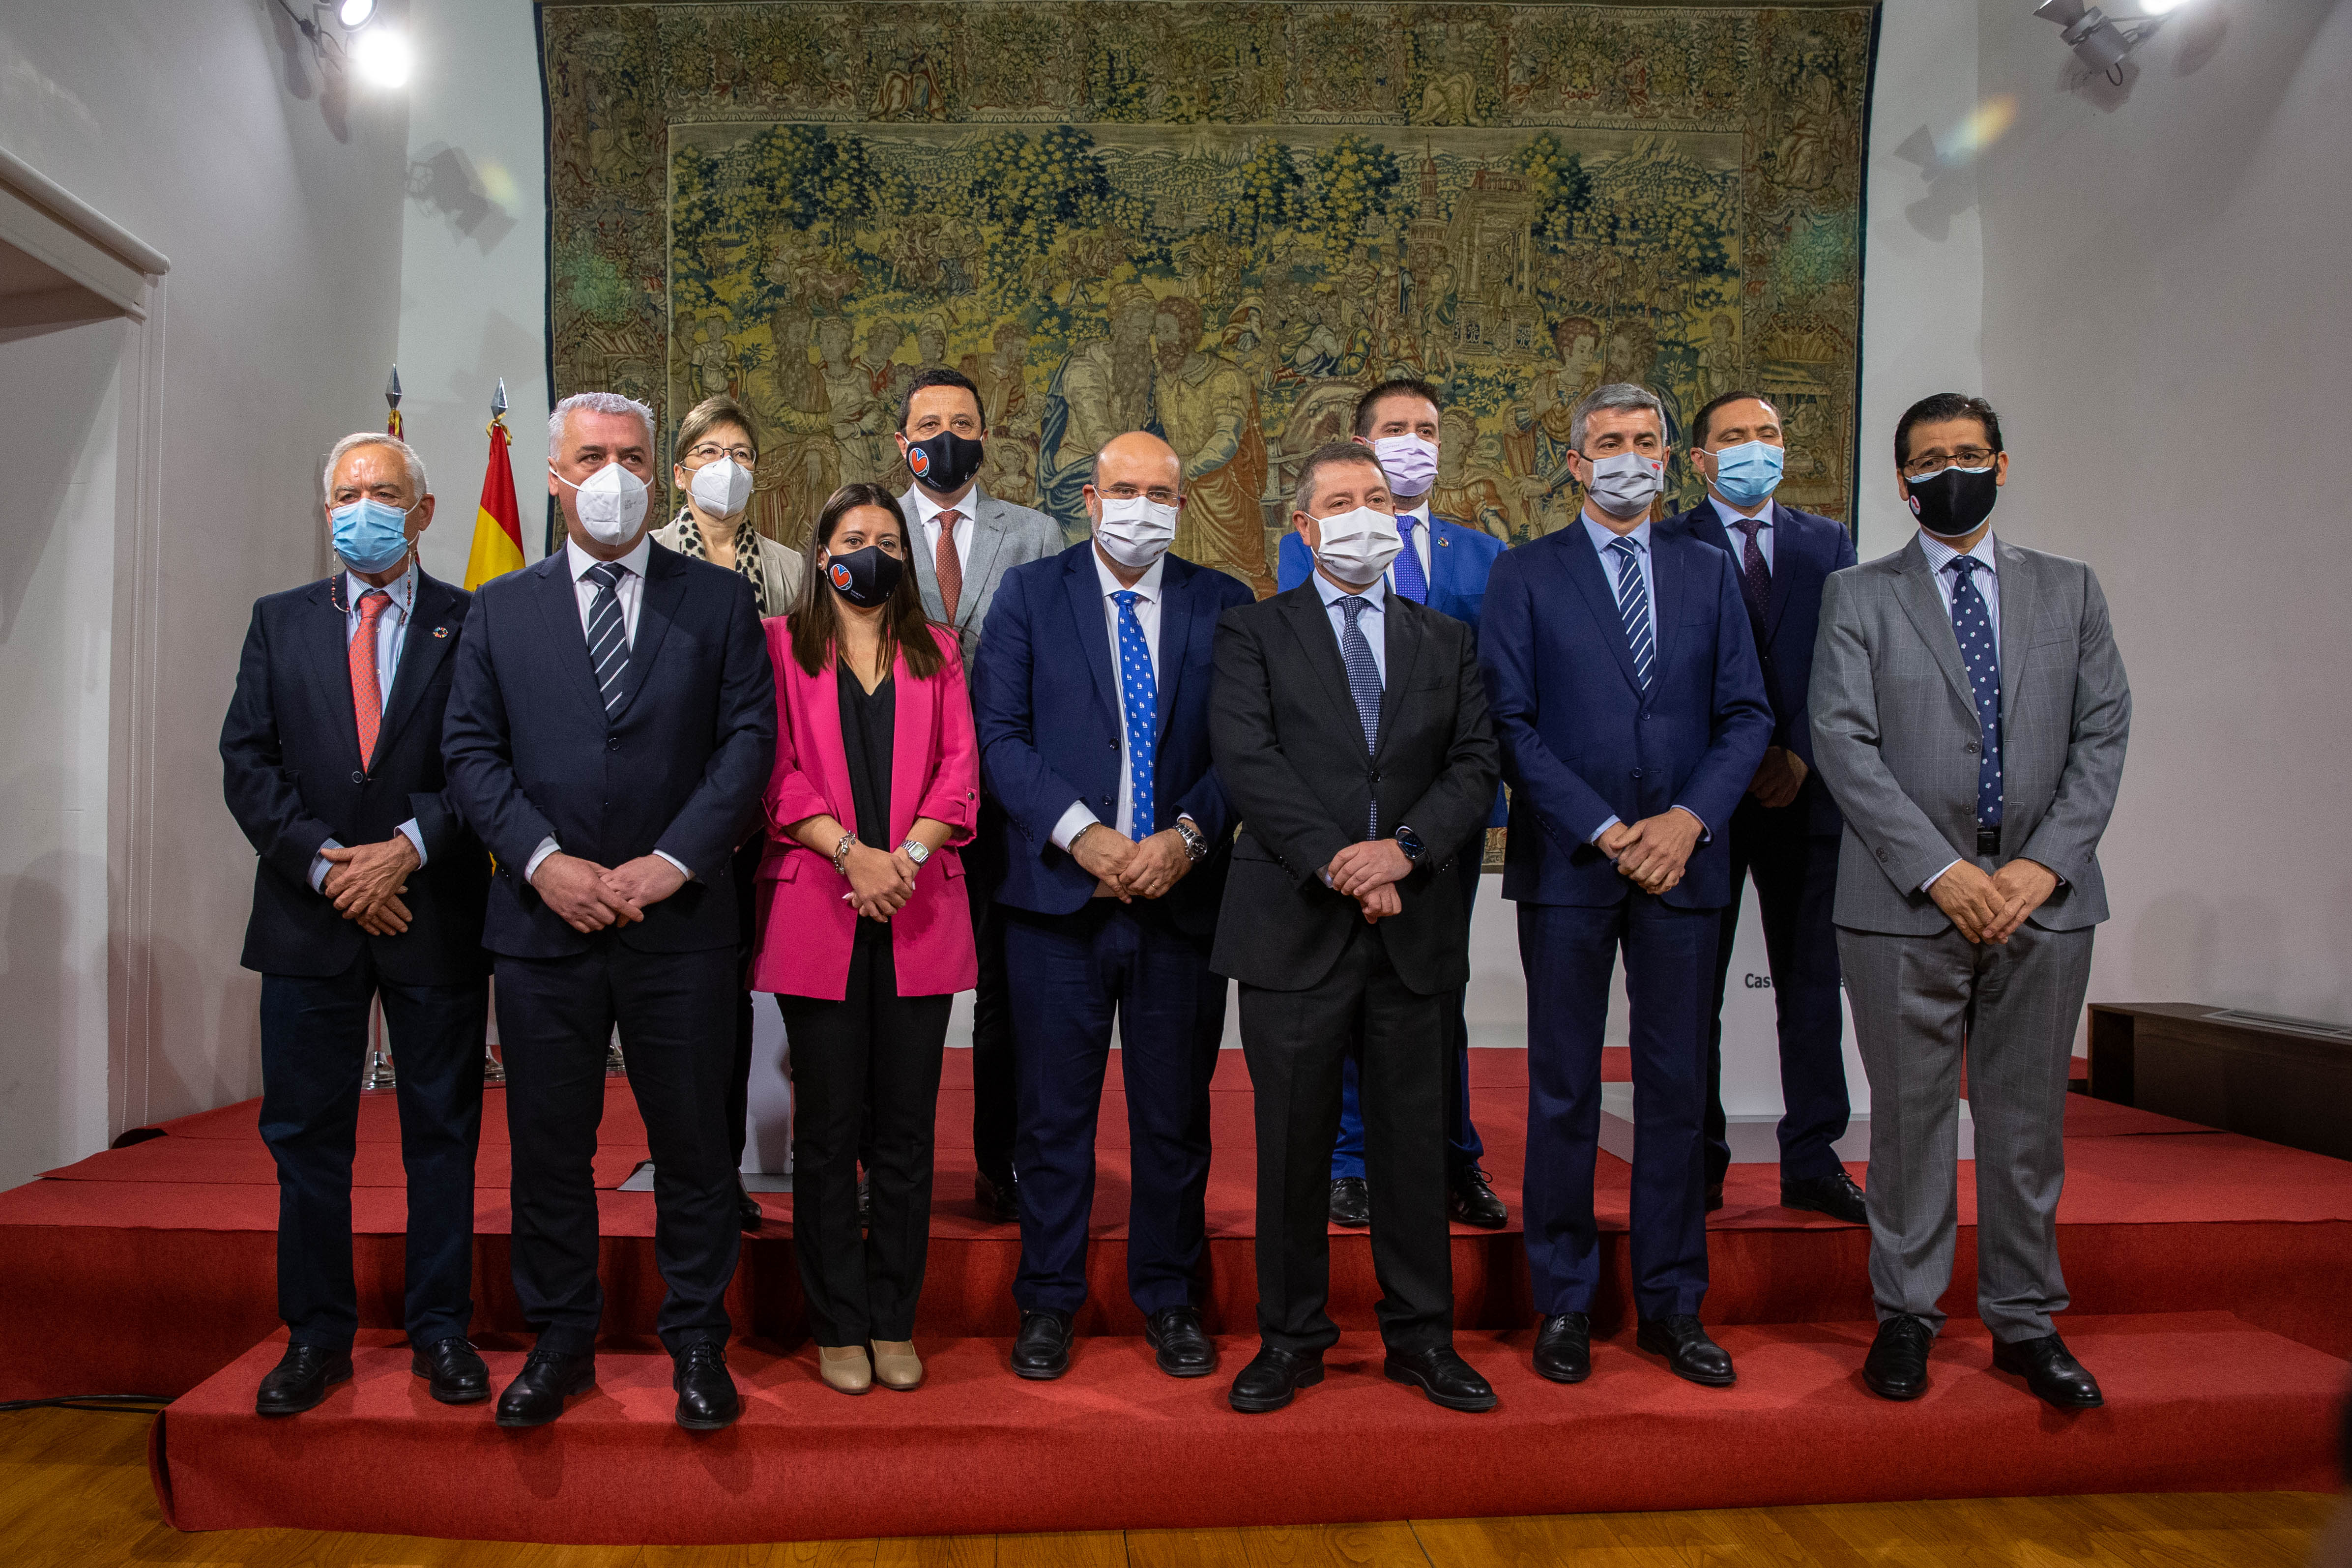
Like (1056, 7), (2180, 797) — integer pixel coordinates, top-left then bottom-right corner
(1211, 441), (1501, 1415)
(1481, 383), (1772, 1389)
(1665, 391), (1865, 1224)
(221, 433), (492, 1416)
(1278, 379), (1510, 1233)
(442, 391), (776, 1431)
(972, 431), (1255, 1382)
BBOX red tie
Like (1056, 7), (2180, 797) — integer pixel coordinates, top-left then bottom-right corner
(350, 590), (390, 767)
(934, 509), (963, 623)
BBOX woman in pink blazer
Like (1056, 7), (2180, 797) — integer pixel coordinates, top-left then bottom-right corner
(753, 482), (977, 1396)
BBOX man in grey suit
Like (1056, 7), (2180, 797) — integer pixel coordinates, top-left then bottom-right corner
(896, 365), (1064, 1221)
(1810, 392), (2129, 1411)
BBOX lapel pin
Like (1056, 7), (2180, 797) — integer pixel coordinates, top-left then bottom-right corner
(434, 625), (450, 638)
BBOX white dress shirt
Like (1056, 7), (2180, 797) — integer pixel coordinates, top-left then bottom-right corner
(1708, 494), (1775, 571)
(1050, 550), (1169, 850)
(909, 482), (978, 579)
(1312, 561), (1389, 683)
(525, 533), (690, 885)
(1575, 511), (1710, 848)
(1916, 529), (2003, 892)
(308, 563), (428, 891)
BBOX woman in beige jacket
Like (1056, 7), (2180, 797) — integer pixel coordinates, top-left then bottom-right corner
(653, 394), (806, 618)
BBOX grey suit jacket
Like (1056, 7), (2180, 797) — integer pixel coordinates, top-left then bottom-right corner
(1809, 533), (2129, 936)
(900, 483), (1063, 666)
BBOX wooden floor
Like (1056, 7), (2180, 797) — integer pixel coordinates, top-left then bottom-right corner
(0, 1407), (2335, 1568)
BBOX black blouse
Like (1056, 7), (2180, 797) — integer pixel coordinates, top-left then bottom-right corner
(837, 668), (897, 871)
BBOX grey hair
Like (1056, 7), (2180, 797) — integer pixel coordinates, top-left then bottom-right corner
(1568, 381), (1668, 452)
(321, 432), (428, 502)
(550, 390), (656, 454)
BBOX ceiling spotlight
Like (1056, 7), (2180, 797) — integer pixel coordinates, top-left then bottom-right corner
(2033, 0), (2166, 81)
(334, 0), (377, 26)
(351, 26), (411, 87)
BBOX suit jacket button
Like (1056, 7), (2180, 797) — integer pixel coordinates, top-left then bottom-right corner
(1877, 848), (1889, 862)
(1965, 742), (1979, 753)
(350, 770), (364, 784)
(608, 734), (620, 751)
(1631, 768), (1643, 780)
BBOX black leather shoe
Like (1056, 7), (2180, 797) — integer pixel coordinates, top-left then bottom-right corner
(255, 1343), (352, 1416)
(1992, 1332), (2104, 1409)
(672, 1342), (741, 1430)
(494, 1348), (595, 1428)
(411, 1336), (490, 1404)
(1532, 1312), (1592, 1384)
(1705, 1181), (1725, 1213)
(975, 1168), (1017, 1224)
(1328, 1176), (1371, 1228)
(1636, 1314), (1736, 1387)
(1144, 1307), (1218, 1378)
(1782, 1169), (1869, 1226)
(1863, 1314), (1933, 1401)
(736, 1179), (764, 1231)
(1384, 1345), (1498, 1412)
(1448, 1165), (1508, 1229)
(1010, 1310), (1071, 1380)
(1228, 1344), (1323, 1413)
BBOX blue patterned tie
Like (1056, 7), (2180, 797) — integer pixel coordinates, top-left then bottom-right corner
(1946, 557), (2002, 827)
(584, 561), (636, 719)
(1337, 595), (1382, 836)
(1112, 590), (1158, 838)
(1608, 536), (1655, 691)
(1392, 515), (1430, 605)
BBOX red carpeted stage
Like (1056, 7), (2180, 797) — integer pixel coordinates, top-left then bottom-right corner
(2, 1048), (2347, 1543)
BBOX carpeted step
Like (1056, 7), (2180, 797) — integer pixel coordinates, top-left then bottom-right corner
(154, 1312), (2345, 1545)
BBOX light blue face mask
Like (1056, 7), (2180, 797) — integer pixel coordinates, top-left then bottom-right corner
(1710, 440), (1785, 508)
(330, 496), (414, 574)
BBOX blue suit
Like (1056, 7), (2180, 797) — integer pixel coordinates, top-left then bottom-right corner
(1480, 517), (1771, 1320)
(973, 543), (1255, 1317)
(1665, 499), (1858, 1184)
(1278, 513), (1507, 1182)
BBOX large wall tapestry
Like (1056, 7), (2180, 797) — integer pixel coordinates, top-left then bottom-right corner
(542, 2), (1877, 592)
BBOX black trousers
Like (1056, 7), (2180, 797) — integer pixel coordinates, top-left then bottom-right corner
(259, 950), (486, 1350)
(1005, 901), (1227, 1317)
(495, 940), (740, 1355)
(1703, 802), (1850, 1184)
(1334, 849), (1486, 1177)
(967, 883), (1016, 1184)
(777, 923), (953, 1345)
(1240, 922), (1452, 1357)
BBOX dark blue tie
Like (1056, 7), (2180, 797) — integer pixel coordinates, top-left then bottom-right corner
(1112, 590), (1158, 837)
(584, 561), (636, 719)
(1393, 516), (1430, 605)
(1946, 556), (2002, 826)
(1337, 594), (1382, 836)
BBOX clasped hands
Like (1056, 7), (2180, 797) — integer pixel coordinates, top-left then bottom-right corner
(838, 840), (930, 923)
(1599, 808), (1703, 896)
(1929, 857), (2057, 945)
(1072, 822), (1194, 903)
(320, 836), (420, 936)
(1321, 838), (1413, 924)
(529, 851), (689, 935)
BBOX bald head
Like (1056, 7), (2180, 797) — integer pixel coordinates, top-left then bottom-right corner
(1088, 431), (1182, 501)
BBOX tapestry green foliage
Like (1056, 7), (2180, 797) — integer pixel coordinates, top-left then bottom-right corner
(1307, 134), (1401, 254)
(1217, 140), (1304, 249)
(1515, 133), (1593, 249)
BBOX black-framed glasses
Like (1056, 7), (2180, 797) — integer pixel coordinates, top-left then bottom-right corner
(1902, 448), (1995, 479)
(686, 441), (756, 465)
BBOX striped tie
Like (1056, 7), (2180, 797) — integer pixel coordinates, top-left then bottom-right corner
(584, 561), (635, 719)
(1336, 595), (1382, 836)
(1609, 536), (1655, 691)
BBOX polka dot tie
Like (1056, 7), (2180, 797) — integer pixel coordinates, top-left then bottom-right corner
(1393, 516), (1429, 605)
(1112, 590), (1158, 838)
(1946, 556), (2003, 827)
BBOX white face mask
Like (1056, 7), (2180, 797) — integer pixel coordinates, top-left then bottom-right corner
(554, 460), (651, 547)
(1581, 450), (1665, 520)
(688, 456), (753, 520)
(1093, 494), (1178, 571)
(1371, 434), (1439, 499)
(1310, 504), (1404, 585)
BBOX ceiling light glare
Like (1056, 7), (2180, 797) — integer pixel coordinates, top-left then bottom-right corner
(335, 0), (377, 27)
(351, 26), (411, 87)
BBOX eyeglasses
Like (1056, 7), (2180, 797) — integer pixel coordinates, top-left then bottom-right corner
(687, 442), (756, 465)
(1902, 448), (1995, 479)
(1100, 483), (1180, 505)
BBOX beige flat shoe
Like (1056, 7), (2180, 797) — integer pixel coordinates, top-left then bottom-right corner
(817, 1344), (872, 1395)
(870, 1339), (924, 1392)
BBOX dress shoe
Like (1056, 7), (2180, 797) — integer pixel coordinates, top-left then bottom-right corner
(411, 1336), (491, 1404)
(672, 1342), (741, 1430)
(1636, 1314), (1736, 1387)
(255, 1343), (352, 1417)
(1532, 1312), (1592, 1384)
(1227, 1344), (1323, 1413)
(1328, 1176), (1371, 1228)
(736, 1178), (764, 1231)
(870, 1339), (924, 1391)
(494, 1348), (595, 1427)
(1448, 1165), (1508, 1229)
(1384, 1345), (1498, 1412)
(1010, 1309), (1072, 1380)
(1143, 1307), (1217, 1378)
(1782, 1169), (1869, 1226)
(1992, 1332), (2104, 1409)
(1705, 1181), (1725, 1213)
(1863, 1314), (1934, 1401)
(975, 1167), (1018, 1223)
(817, 1344), (872, 1395)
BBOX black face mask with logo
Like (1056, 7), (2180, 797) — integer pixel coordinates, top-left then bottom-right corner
(1906, 465), (2001, 538)
(904, 430), (985, 493)
(824, 544), (904, 608)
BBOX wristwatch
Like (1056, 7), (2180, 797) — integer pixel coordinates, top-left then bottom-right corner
(832, 831), (861, 875)
(1172, 817), (1209, 863)
(1394, 824), (1426, 866)
(899, 838), (932, 867)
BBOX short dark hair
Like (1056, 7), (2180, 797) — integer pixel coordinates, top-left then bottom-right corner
(1294, 440), (1388, 516)
(1353, 378), (1444, 437)
(898, 366), (984, 434)
(1689, 389), (1777, 449)
(1895, 392), (2004, 465)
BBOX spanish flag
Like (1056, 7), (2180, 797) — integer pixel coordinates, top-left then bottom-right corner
(463, 413), (527, 589)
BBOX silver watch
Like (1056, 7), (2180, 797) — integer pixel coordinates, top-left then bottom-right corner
(899, 838), (932, 867)
(1172, 817), (1209, 863)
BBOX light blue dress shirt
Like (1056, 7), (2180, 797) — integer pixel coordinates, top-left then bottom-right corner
(309, 564), (427, 892)
(1707, 494), (1775, 571)
(1312, 561), (1389, 684)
